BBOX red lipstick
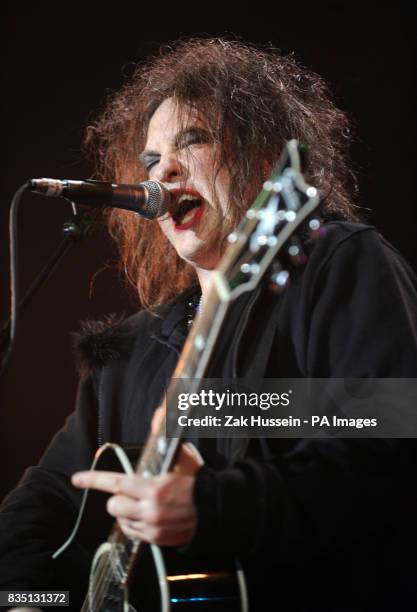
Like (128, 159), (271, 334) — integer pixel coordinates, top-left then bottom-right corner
(168, 188), (205, 231)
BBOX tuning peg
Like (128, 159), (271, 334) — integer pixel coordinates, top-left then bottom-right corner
(287, 237), (307, 266)
(269, 263), (290, 294)
(308, 218), (325, 240)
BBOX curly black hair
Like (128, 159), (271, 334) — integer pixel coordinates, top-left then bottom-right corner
(86, 37), (359, 307)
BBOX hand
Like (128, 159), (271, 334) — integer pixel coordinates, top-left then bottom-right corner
(72, 406), (202, 547)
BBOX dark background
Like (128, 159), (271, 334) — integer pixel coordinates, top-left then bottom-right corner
(1, 1), (416, 500)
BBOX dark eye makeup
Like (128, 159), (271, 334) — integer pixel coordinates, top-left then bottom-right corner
(139, 127), (212, 171)
(176, 127), (211, 149)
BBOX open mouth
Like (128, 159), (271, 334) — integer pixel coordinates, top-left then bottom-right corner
(169, 190), (205, 230)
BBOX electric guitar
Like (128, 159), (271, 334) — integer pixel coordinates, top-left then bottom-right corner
(54, 139), (321, 611)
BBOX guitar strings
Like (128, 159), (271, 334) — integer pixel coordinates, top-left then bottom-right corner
(81, 382), (181, 608)
(81, 439), (165, 610)
(81, 534), (114, 611)
(82, 526), (135, 611)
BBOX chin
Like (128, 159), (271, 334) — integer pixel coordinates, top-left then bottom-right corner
(168, 230), (225, 269)
(182, 247), (224, 270)
(178, 250), (205, 267)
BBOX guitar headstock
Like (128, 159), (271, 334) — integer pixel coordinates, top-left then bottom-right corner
(212, 139), (321, 302)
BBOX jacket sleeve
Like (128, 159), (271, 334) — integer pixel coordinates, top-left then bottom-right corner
(184, 227), (417, 560)
(0, 374), (99, 590)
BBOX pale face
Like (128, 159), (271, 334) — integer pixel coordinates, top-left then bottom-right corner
(141, 98), (235, 270)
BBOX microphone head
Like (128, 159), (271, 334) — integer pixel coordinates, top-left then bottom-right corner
(141, 180), (171, 219)
(28, 176), (172, 219)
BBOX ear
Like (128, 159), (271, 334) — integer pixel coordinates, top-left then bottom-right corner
(261, 160), (272, 180)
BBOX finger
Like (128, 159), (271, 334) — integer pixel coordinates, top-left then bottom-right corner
(118, 517), (146, 540)
(118, 516), (145, 532)
(72, 471), (148, 498)
(107, 494), (142, 519)
(119, 516), (195, 546)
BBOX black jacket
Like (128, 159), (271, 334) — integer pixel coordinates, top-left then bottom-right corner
(1, 222), (417, 611)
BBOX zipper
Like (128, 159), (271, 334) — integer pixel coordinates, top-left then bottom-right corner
(97, 369), (105, 448)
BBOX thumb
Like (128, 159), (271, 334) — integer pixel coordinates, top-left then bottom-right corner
(174, 442), (204, 475)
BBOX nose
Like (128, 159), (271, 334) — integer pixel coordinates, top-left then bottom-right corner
(151, 153), (186, 184)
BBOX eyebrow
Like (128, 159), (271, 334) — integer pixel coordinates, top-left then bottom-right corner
(139, 127), (211, 166)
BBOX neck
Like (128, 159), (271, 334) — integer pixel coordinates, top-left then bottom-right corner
(195, 267), (215, 306)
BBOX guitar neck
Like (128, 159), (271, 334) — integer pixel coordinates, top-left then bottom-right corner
(137, 285), (230, 477)
(100, 287), (230, 588)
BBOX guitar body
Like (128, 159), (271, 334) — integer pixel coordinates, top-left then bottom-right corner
(54, 444), (248, 612)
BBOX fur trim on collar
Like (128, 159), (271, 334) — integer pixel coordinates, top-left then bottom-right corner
(72, 314), (130, 379)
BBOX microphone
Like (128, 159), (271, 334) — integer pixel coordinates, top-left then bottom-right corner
(29, 178), (171, 220)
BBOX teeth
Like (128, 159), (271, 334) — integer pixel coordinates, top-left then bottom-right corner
(177, 193), (200, 204)
(171, 192), (202, 225)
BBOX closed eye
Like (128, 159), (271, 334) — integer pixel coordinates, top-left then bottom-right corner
(139, 127), (212, 172)
(139, 153), (160, 172)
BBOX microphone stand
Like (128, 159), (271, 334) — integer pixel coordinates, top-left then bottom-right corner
(0, 192), (97, 374)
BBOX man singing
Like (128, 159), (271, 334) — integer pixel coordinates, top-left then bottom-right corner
(2, 38), (417, 611)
